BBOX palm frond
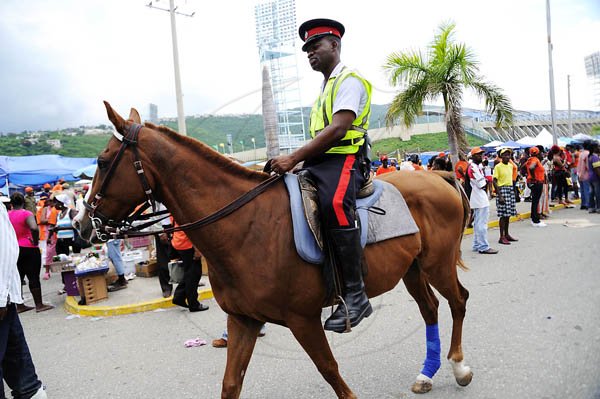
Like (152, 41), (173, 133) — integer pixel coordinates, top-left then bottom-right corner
(385, 78), (431, 128)
(430, 21), (456, 65)
(467, 80), (514, 126)
(383, 50), (428, 87)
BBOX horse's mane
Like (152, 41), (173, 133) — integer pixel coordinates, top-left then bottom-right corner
(144, 122), (268, 182)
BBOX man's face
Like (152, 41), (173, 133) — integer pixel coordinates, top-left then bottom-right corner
(501, 152), (511, 163)
(305, 37), (336, 72)
(472, 152), (483, 163)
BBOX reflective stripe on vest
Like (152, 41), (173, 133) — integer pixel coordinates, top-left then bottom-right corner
(309, 67), (372, 154)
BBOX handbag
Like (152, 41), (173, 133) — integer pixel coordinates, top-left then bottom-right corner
(566, 177), (573, 187)
(73, 231), (92, 249)
(168, 260), (184, 284)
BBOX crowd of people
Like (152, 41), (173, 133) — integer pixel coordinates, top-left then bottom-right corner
(375, 138), (600, 255)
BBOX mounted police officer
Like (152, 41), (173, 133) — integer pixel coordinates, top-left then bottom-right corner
(270, 18), (372, 333)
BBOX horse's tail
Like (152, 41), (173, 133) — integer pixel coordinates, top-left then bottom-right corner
(452, 177), (470, 272)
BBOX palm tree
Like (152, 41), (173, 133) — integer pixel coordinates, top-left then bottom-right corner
(262, 66), (279, 159)
(383, 22), (513, 161)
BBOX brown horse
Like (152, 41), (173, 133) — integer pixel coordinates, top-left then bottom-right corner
(75, 102), (473, 398)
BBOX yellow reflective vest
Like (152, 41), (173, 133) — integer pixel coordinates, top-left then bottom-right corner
(309, 67), (372, 154)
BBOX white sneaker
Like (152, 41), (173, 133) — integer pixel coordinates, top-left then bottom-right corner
(531, 221), (547, 227)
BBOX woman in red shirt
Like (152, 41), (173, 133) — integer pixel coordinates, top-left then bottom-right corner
(170, 218), (209, 312)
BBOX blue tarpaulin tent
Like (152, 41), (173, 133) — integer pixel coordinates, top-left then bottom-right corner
(0, 155), (96, 188)
(498, 140), (525, 149)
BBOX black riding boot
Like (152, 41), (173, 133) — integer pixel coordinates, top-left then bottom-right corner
(324, 227), (372, 333)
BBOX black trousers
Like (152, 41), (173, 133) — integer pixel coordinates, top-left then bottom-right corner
(530, 182), (543, 223)
(173, 248), (202, 309)
(302, 153), (365, 229)
(17, 247), (41, 290)
(55, 237), (81, 256)
(154, 236), (173, 293)
(0, 304), (42, 399)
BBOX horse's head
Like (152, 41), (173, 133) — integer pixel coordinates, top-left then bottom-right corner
(75, 101), (157, 241)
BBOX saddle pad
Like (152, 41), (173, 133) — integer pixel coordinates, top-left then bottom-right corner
(284, 174), (419, 264)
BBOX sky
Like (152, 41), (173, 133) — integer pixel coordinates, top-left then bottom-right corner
(0, 0), (599, 133)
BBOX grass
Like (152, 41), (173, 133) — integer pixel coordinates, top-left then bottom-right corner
(371, 131), (487, 158)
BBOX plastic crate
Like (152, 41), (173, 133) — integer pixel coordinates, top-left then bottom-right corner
(77, 274), (108, 304)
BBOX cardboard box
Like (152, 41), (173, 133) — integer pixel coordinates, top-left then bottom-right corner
(77, 274), (108, 304)
(49, 261), (74, 273)
(135, 259), (158, 277)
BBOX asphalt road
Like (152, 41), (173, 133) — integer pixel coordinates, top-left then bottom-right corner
(9, 208), (600, 399)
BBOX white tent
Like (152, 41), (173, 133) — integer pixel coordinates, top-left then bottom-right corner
(573, 133), (594, 142)
(516, 136), (538, 146)
(482, 140), (502, 148)
(534, 129), (554, 148)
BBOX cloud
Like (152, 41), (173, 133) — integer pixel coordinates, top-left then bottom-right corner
(0, 0), (598, 133)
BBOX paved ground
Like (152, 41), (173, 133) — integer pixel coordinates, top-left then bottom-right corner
(8, 206), (600, 399)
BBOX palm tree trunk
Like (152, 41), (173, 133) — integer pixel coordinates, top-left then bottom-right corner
(262, 66), (279, 159)
(446, 103), (469, 163)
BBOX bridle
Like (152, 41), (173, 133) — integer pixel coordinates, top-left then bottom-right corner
(83, 123), (162, 241)
(83, 122), (283, 241)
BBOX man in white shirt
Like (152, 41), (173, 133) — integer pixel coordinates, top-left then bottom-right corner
(270, 18), (373, 332)
(0, 198), (48, 398)
(468, 148), (498, 254)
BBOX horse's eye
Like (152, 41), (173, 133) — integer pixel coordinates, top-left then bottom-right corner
(97, 159), (109, 170)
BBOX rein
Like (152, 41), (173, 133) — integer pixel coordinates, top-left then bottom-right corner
(110, 173), (283, 238)
(84, 123), (283, 240)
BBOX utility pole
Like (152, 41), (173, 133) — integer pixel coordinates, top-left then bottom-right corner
(546, 0), (558, 145)
(146, 0), (194, 136)
(567, 75), (573, 136)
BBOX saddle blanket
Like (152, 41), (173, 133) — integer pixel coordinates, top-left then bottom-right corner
(284, 174), (420, 264)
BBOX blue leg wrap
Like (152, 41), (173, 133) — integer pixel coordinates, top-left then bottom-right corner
(420, 323), (441, 378)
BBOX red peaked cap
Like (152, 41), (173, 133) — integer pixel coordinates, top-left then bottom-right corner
(299, 18), (345, 52)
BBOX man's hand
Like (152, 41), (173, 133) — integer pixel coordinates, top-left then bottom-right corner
(193, 247), (202, 261)
(0, 306), (7, 321)
(159, 233), (169, 244)
(270, 154), (298, 175)
(498, 195), (505, 205)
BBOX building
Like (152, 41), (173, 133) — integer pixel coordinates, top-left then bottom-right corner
(46, 139), (62, 149)
(255, 0), (306, 154)
(148, 103), (158, 124)
(585, 51), (600, 109)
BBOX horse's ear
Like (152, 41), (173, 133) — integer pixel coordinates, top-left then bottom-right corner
(104, 101), (126, 134)
(128, 108), (141, 124)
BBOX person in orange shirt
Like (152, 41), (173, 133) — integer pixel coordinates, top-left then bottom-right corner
(409, 154), (423, 170)
(51, 178), (65, 192)
(376, 156), (395, 176)
(37, 195), (58, 280)
(170, 218), (209, 312)
(525, 147), (547, 227)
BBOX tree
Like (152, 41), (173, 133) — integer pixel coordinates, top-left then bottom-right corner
(383, 21), (513, 161)
(262, 66), (279, 159)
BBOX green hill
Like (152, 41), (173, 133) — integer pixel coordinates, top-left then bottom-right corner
(0, 104), (470, 158)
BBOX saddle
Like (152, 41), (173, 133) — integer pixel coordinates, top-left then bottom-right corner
(284, 173), (419, 264)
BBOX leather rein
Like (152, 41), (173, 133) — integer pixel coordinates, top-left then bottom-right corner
(83, 123), (283, 241)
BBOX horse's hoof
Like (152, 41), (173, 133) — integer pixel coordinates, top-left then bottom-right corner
(411, 380), (432, 394)
(456, 370), (473, 387)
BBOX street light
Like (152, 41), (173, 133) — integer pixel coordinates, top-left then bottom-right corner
(251, 137), (256, 160)
(146, 0), (194, 136)
(240, 140), (245, 152)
